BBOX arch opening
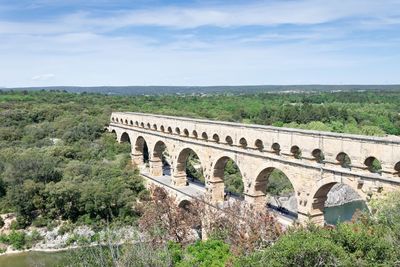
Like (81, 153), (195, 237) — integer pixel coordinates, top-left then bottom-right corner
(271, 143), (280, 154)
(290, 145), (302, 159)
(201, 132), (208, 140)
(183, 129), (189, 137)
(255, 139), (264, 151)
(135, 121), (139, 126)
(395, 162), (400, 176)
(167, 127), (173, 134)
(125, 119), (128, 124)
(147, 123), (151, 129)
(129, 120), (133, 125)
(192, 130), (198, 138)
(312, 182), (367, 225)
(153, 124), (157, 130)
(212, 134), (220, 143)
(151, 141), (171, 176)
(212, 157), (244, 203)
(336, 152), (351, 168)
(364, 156), (382, 173)
(239, 138), (248, 148)
(160, 125), (165, 132)
(225, 136), (233, 145)
(312, 149), (325, 163)
(175, 148), (204, 186)
(178, 199), (192, 211)
(140, 122), (144, 128)
(255, 167), (297, 216)
(175, 127), (181, 135)
(111, 117), (115, 122)
(133, 136), (149, 167)
(120, 132), (131, 143)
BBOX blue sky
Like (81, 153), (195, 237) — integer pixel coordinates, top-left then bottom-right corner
(0, 0), (399, 87)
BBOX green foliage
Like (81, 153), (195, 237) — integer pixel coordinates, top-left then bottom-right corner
(176, 239), (232, 267)
(7, 230), (26, 250)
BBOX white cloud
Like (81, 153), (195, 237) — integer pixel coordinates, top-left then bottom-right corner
(31, 73), (55, 81)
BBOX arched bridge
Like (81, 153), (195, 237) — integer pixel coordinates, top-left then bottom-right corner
(108, 112), (400, 224)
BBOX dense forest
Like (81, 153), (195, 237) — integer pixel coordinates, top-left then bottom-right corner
(0, 90), (399, 266)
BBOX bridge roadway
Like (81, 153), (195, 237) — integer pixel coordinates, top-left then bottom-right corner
(140, 170), (296, 227)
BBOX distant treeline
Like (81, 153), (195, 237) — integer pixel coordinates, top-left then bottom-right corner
(1, 84), (400, 95)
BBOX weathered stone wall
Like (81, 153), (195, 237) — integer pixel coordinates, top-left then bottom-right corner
(109, 112), (400, 225)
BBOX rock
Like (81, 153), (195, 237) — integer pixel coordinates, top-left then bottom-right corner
(325, 183), (362, 207)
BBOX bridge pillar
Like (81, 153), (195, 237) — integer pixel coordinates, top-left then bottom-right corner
(131, 153), (143, 167)
(302, 196), (327, 225)
(244, 193), (266, 210)
(172, 173), (187, 187)
(150, 159), (163, 177)
(208, 180), (225, 204)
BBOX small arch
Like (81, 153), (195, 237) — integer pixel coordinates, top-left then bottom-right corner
(336, 152), (351, 168)
(201, 132), (208, 140)
(120, 132), (130, 143)
(160, 125), (165, 132)
(111, 117), (115, 122)
(395, 162), (400, 176)
(225, 136), (233, 145)
(212, 134), (220, 143)
(152, 140), (170, 176)
(183, 129), (189, 137)
(271, 143), (280, 154)
(192, 130), (198, 138)
(153, 124), (157, 130)
(134, 136), (149, 166)
(125, 119), (128, 124)
(364, 156), (382, 173)
(312, 149), (325, 163)
(175, 127), (181, 135)
(135, 121), (139, 126)
(175, 148), (204, 185)
(212, 156), (244, 201)
(140, 122), (144, 128)
(147, 123), (151, 129)
(115, 118), (119, 123)
(255, 139), (264, 151)
(167, 127), (173, 134)
(178, 199), (192, 211)
(129, 120), (133, 125)
(290, 145), (302, 159)
(239, 137), (248, 148)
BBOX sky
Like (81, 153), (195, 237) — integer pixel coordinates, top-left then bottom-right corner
(0, 0), (399, 87)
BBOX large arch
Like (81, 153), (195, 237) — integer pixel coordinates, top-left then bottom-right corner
(150, 140), (170, 177)
(173, 147), (205, 187)
(251, 167), (297, 215)
(210, 156), (244, 204)
(307, 177), (367, 225)
(119, 132), (131, 143)
(132, 136), (149, 167)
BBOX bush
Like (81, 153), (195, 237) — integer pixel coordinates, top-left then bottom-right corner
(8, 230), (26, 250)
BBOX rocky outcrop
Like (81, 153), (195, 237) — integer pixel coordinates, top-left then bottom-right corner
(325, 184), (362, 207)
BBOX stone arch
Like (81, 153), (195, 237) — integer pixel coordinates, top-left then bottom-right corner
(192, 130), (198, 138)
(175, 127), (181, 135)
(167, 127), (173, 134)
(111, 117), (115, 122)
(255, 139), (264, 151)
(125, 119), (128, 124)
(135, 121), (139, 126)
(290, 145), (302, 159)
(178, 199), (192, 211)
(364, 156), (382, 173)
(150, 140), (170, 177)
(212, 134), (220, 143)
(307, 178), (367, 225)
(183, 129), (189, 137)
(211, 156), (244, 203)
(271, 143), (280, 154)
(160, 125), (165, 132)
(225, 136), (233, 145)
(201, 132), (208, 140)
(152, 124), (157, 130)
(336, 152), (351, 168)
(395, 161), (400, 176)
(140, 122), (144, 128)
(147, 123), (151, 129)
(115, 118), (119, 123)
(132, 136), (149, 167)
(312, 149), (324, 163)
(239, 137), (248, 148)
(129, 120), (133, 125)
(251, 167), (297, 213)
(120, 132), (131, 143)
(173, 147), (205, 187)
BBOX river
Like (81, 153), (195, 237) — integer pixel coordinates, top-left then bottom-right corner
(324, 200), (368, 225)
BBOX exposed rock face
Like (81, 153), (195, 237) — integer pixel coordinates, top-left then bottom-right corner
(325, 183), (362, 207)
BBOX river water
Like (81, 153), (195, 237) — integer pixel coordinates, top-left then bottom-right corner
(0, 201), (368, 266)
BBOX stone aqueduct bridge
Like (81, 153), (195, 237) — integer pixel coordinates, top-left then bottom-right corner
(108, 112), (400, 224)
